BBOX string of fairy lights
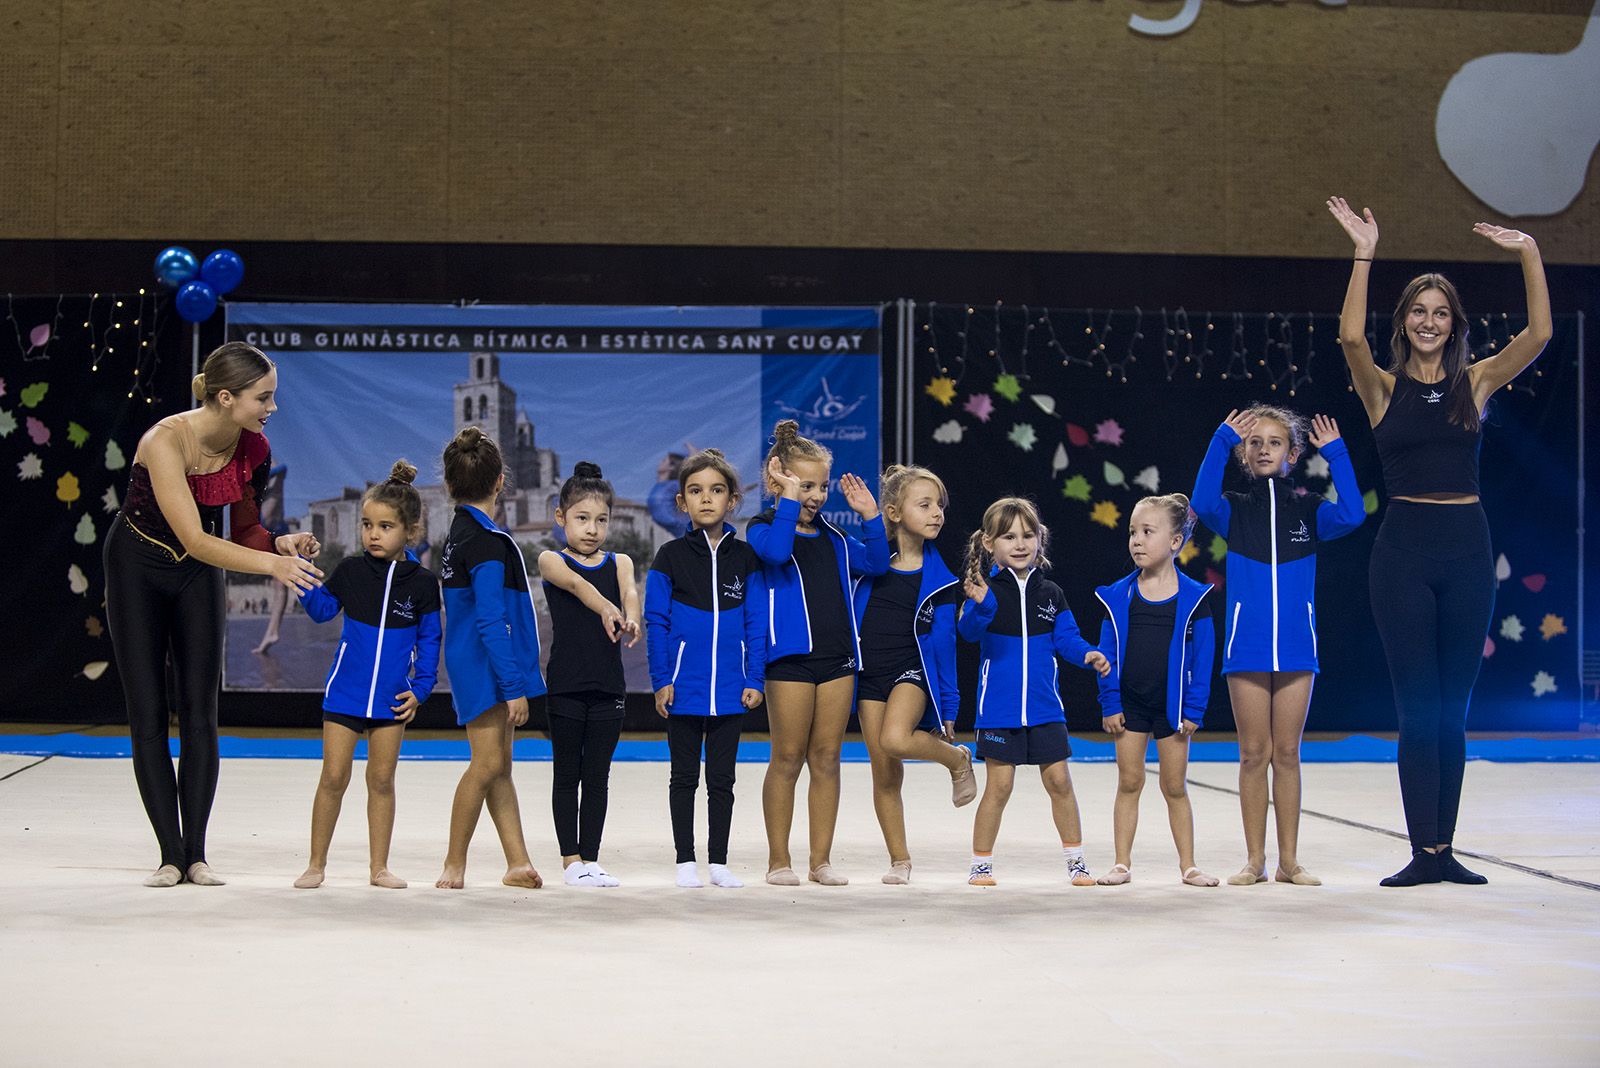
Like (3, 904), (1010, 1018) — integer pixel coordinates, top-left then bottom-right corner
(920, 302), (1541, 399)
(4, 290), (172, 406)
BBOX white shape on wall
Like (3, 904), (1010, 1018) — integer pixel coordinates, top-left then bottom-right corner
(1435, 1), (1600, 217)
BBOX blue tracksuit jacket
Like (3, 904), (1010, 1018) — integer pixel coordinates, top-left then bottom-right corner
(850, 544), (963, 728)
(645, 524), (768, 716)
(957, 566), (1097, 729)
(746, 496), (890, 663)
(300, 550), (441, 719)
(438, 504), (546, 724)
(1191, 424), (1365, 673)
(1093, 570), (1215, 730)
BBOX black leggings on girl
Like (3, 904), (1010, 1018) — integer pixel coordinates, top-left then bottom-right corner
(667, 713), (744, 865)
(1368, 502), (1494, 850)
(548, 694), (624, 859)
(103, 515), (225, 870)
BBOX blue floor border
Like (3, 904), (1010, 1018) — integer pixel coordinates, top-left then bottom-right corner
(2, 733), (1597, 763)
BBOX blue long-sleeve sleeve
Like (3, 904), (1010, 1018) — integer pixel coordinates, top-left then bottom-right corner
(1051, 608), (1094, 668)
(409, 609), (441, 704)
(1192, 423), (1237, 538)
(743, 569), (768, 688)
(957, 587), (997, 643)
(1096, 617), (1123, 717)
(1314, 436), (1366, 540)
(298, 582), (343, 624)
(845, 513), (891, 578)
(469, 559), (527, 696)
(644, 568), (675, 691)
(748, 497), (803, 565)
(931, 600), (960, 725)
(1182, 605), (1214, 727)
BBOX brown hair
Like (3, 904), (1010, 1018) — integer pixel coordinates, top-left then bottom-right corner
(442, 425), (503, 502)
(191, 341), (274, 405)
(559, 461), (614, 512)
(363, 459), (423, 540)
(1232, 403), (1309, 477)
(764, 419), (833, 494)
(965, 496), (1050, 582)
(1388, 273), (1480, 431)
(678, 448), (741, 498)
(880, 464), (948, 553)
(1132, 492), (1197, 545)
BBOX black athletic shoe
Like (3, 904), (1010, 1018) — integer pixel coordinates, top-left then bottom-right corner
(1438, 846), (1489, 885)
(1379, 850), (1442, 887)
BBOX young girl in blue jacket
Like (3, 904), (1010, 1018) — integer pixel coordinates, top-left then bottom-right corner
(852, 464), (976, 885)
(434, 426), (544, 892)
(1192, 406), (1365, 887)
(645, 448), (767, 888)
(748, 419), (889, 887)
(1094, 493), (1218, 887)
(293, 460), (439, 890)
(958, 497), (1109, 888)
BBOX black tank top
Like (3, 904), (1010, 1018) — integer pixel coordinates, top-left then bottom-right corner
(1372, 375), (1482, 498)
(860, 567), (922, 669)
(543, 552), (626, 696)
(791, 530), (852, 658)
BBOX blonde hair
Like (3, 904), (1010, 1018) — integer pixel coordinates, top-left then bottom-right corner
(764, 419), (832, 495)
(965, 497), (1049, 582)
(1133, 492), (1197, 545)
(880, 464), (947, 553)
(191, 342), (273, 405)
(1232, 403), (1309, 477)
(363, 459), (423, 541)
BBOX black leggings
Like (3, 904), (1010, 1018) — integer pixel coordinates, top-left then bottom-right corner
(548, 694), (624, 860)
(667, 713), (745, 865)
(1368, 502), (1494, 851)
(103, 515), (225, 869)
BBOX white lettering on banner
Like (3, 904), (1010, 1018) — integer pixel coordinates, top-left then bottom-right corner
(1129, 0), (1345, 38)
(471, 332), (570, 350)
(599, 333), (709, 351)
(243, 330), (302, 347)
(717, 333), (778, 351)
(785, 333), (864, 352)
(311, 331), (464, 349)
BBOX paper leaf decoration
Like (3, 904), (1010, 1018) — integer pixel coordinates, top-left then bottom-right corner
(1208, 533), (1228, 562)
(1522, 574), (1546, 594)
(80, 661), (110, 681)
(19, 382), (48, 408)
(73, 513), (96, 545)
(68, 564), (88, 594)
(931, 419), (964, 445)
(0, 377), (6, 398)
(1066, 423), (1089, 448)
(925, 377), (957, 407)
(1089, 500), (1121, 529)
(67, 422), (89, 447)
(1051, 443), (1069, 475)
(1482, 636), (1495, 658)
(0, 409), (15, 438)
(1499, 615), (1525, 642)
(993, 373), (1022, 403)
(1362, 490), (1379, 515)
(964, 393), (995, 423)
(1304, 454), (1330, 480)
(1093, 419), (1124, 446)
(1539, 614), (1567, 641)
(102, 485), (120, 513)
(1531, 671), (1557, 697)
(56, 472), (80, 506)
(1178, 541), (1200, 566)
(105, 440), (126, 471)
(1030, 394), (1057, 416)
(1061, 475), (1092, 502)
(1133, 466), (1159, 493)
(29, 323), (50, 349)
(18, 453), (43, 479)
(1103, 461), (1126, 488)
(86, 615), (104, 637)
(1008, 422), (1038, 452)
(26, 417), (49, 446)
(1495, 554), (1512, 581)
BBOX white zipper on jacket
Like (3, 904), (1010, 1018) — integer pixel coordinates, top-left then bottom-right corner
(363, 560), (398, 718)
(1173, 584), (1215, 729)
(671, 640), (687, 684)
(912, 574), (958, 722)
(325, 642), (348, 699)
(706, 529), (720, 716)
(1015, 569), (1032, 726)
(1268, 479), (1280, 671)
(1308, 602), (1317, 660)
(1093, 590), (1121, 682)
(1227, 602), (1242, 660)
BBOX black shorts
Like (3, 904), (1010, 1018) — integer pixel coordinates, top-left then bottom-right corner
(765, 649), (856, 686)
(855, 659), (929, 704)
(975, 722), (1071, 766)
(1118, 697), (1175, 739)
(323, 712), (403, 734)
(549, 690), (627, 721)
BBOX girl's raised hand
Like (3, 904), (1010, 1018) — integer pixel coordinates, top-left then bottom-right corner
(838, 472), (880, 520)
(1326, 196), (1378, 255)
(963, 574), (989, 604)
(1308, 413), (1341, 448)
(1221, 408), (1257, 440)
(1472, 222), (1538, 254)
(766, 455), (802, 500)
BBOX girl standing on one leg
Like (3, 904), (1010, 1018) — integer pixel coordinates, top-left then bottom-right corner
(105, 342), (323, 887)
(853, 464), (976, 885)
(645, 448), (767, 888)
(293, 461), (440, 890)
(1191, 406), (1365, 886)
(539, 461), (641, 888)
(1327, 196), (1551, 886)
(1093, 494), (1219, 888)
(749, 419), (889, 887)
(958, 497), (1110, 889)
(435, 427), (544, 891)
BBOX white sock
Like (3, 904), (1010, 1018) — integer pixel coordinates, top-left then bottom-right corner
(584, 860), (620, 887)
(676, 862), (704, 888)
(708, 863), (743, 888)
(563, 861), (599, 887)
(1063, 844), (1085, 863)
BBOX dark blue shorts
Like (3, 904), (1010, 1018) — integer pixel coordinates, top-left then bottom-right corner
(975, 722), (1071, 766)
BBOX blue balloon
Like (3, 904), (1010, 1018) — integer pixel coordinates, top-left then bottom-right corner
(200, 249), (245, 295)
(175, 280), (218, 323)
(154, 246), (199, 288)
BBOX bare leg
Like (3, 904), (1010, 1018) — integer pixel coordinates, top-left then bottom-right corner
(1158, 733), (1216, 885)
(762, 680), (816, 878)
(1228, 672), (1273, 884)
(1270, 671), (1317, 883)
(805, 675), (855, 877)
(1039, 760), (1085, 844)
(483, 713), (540, 888)
(296, 721), (357, 888)
(437, 707), (540, 889)
(879, 684), (966, 772)
(857, 699), (909, 868)
(971, 759), (1015, 856)
(365, 724), (407, 888)
(1105, 730), (1150, 876)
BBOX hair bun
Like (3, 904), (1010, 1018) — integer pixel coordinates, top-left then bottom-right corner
(772, 419), (799, 445)
(573, 460), (604, 479)
(703, 447), (726, 460)
(190, 373), (207, 400)
(455, 426), (484, 450)
(1170, 492), (1190, 508)
(388, 459), (418, 486)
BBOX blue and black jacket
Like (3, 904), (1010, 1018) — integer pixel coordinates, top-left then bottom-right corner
(300, 550), (441, 720)
(850, 545), (963, 728)
(1191, 423), (1365, 674)
(956, 566), (1097, 729)
(438, 504), (546, 725)
(747, 497), (890, 663)
(645, 523), (768, 716)
(1093, 570), (1215, 730)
